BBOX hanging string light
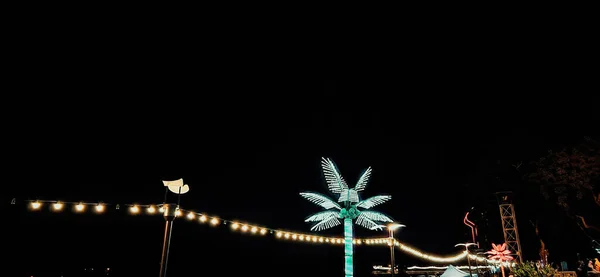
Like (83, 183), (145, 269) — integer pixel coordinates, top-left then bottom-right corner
(75, 203), (86, 212)
(15, 198), (501, 263)
(95, 203), (106, 213)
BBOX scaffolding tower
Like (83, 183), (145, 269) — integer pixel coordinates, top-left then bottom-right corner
(495, 191), (523, 263)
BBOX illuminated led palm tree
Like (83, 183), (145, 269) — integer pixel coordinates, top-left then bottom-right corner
(486, 243), (514, 277)
(300, 157), (393, 277)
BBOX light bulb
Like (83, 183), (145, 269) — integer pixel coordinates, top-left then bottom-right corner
(53, 202), (63, 211)
(31, 202), (42, 209)
(75, 203), (85, 212)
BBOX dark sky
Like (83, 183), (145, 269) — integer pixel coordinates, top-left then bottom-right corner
(5, 76), (599, 276)
(3, 18), (600, 276)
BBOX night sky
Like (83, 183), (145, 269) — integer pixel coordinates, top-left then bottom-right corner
(6, 77), (599, 276)
(4, 27), (600, 276)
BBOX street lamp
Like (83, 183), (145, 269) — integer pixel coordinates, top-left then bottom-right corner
(370, 223), (405, 277)
(455, 242), (477, 277)
(373, 224), (405, 276)
(388, 223), (405, 277)
(159, 179), (190, 277)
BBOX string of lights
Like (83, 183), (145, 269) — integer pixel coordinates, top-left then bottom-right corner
(406, 265), (495, 270)
(14, 198), (506, 265)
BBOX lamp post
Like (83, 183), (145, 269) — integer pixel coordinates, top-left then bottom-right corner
(159, 179), (190, 277)
(456, 242), (477, 277)
(159, 203), (176, 277)
(388, 223), (405, 277)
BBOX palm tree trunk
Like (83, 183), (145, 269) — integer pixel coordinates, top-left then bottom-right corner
(344, 217), (354, 277)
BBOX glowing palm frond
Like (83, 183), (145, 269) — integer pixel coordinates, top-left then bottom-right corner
(354, 167), (372, 192)
(310, 215), (341, 231)
(356, 195), (391, 209)
(486, 243), (514, 262)
(358, 210), (393, 223)
(355, 214), (383, 230)
(338, 188), (359, 203)
(306, 210), (340, 222)
(321, 157), (348, 194)
(299, 192), (341, 210)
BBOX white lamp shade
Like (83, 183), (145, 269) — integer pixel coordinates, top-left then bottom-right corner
(163, 178), (184, 187)
(168, 184), (189, 194)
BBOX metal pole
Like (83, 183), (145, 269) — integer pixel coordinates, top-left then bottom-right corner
(474, 252), (480, 277)
(389, 228), (396, 277)
(456, 243), (475, 277)
(466, 250), (473, 277)
(159, 204), (176, 277)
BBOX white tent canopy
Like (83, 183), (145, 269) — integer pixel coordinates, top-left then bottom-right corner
(440, 265), (474, 277)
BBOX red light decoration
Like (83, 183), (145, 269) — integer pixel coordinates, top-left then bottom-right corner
(486, 243), (513, 261)
(486, 243), (513, 277)
(463, 212), (477, 244)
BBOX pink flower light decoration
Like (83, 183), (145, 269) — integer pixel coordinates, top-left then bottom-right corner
(486, 243), (514, 262)
(486, 243), (514, 277)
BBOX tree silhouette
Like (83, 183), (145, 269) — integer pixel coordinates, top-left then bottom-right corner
(528, 137), (600, 210)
